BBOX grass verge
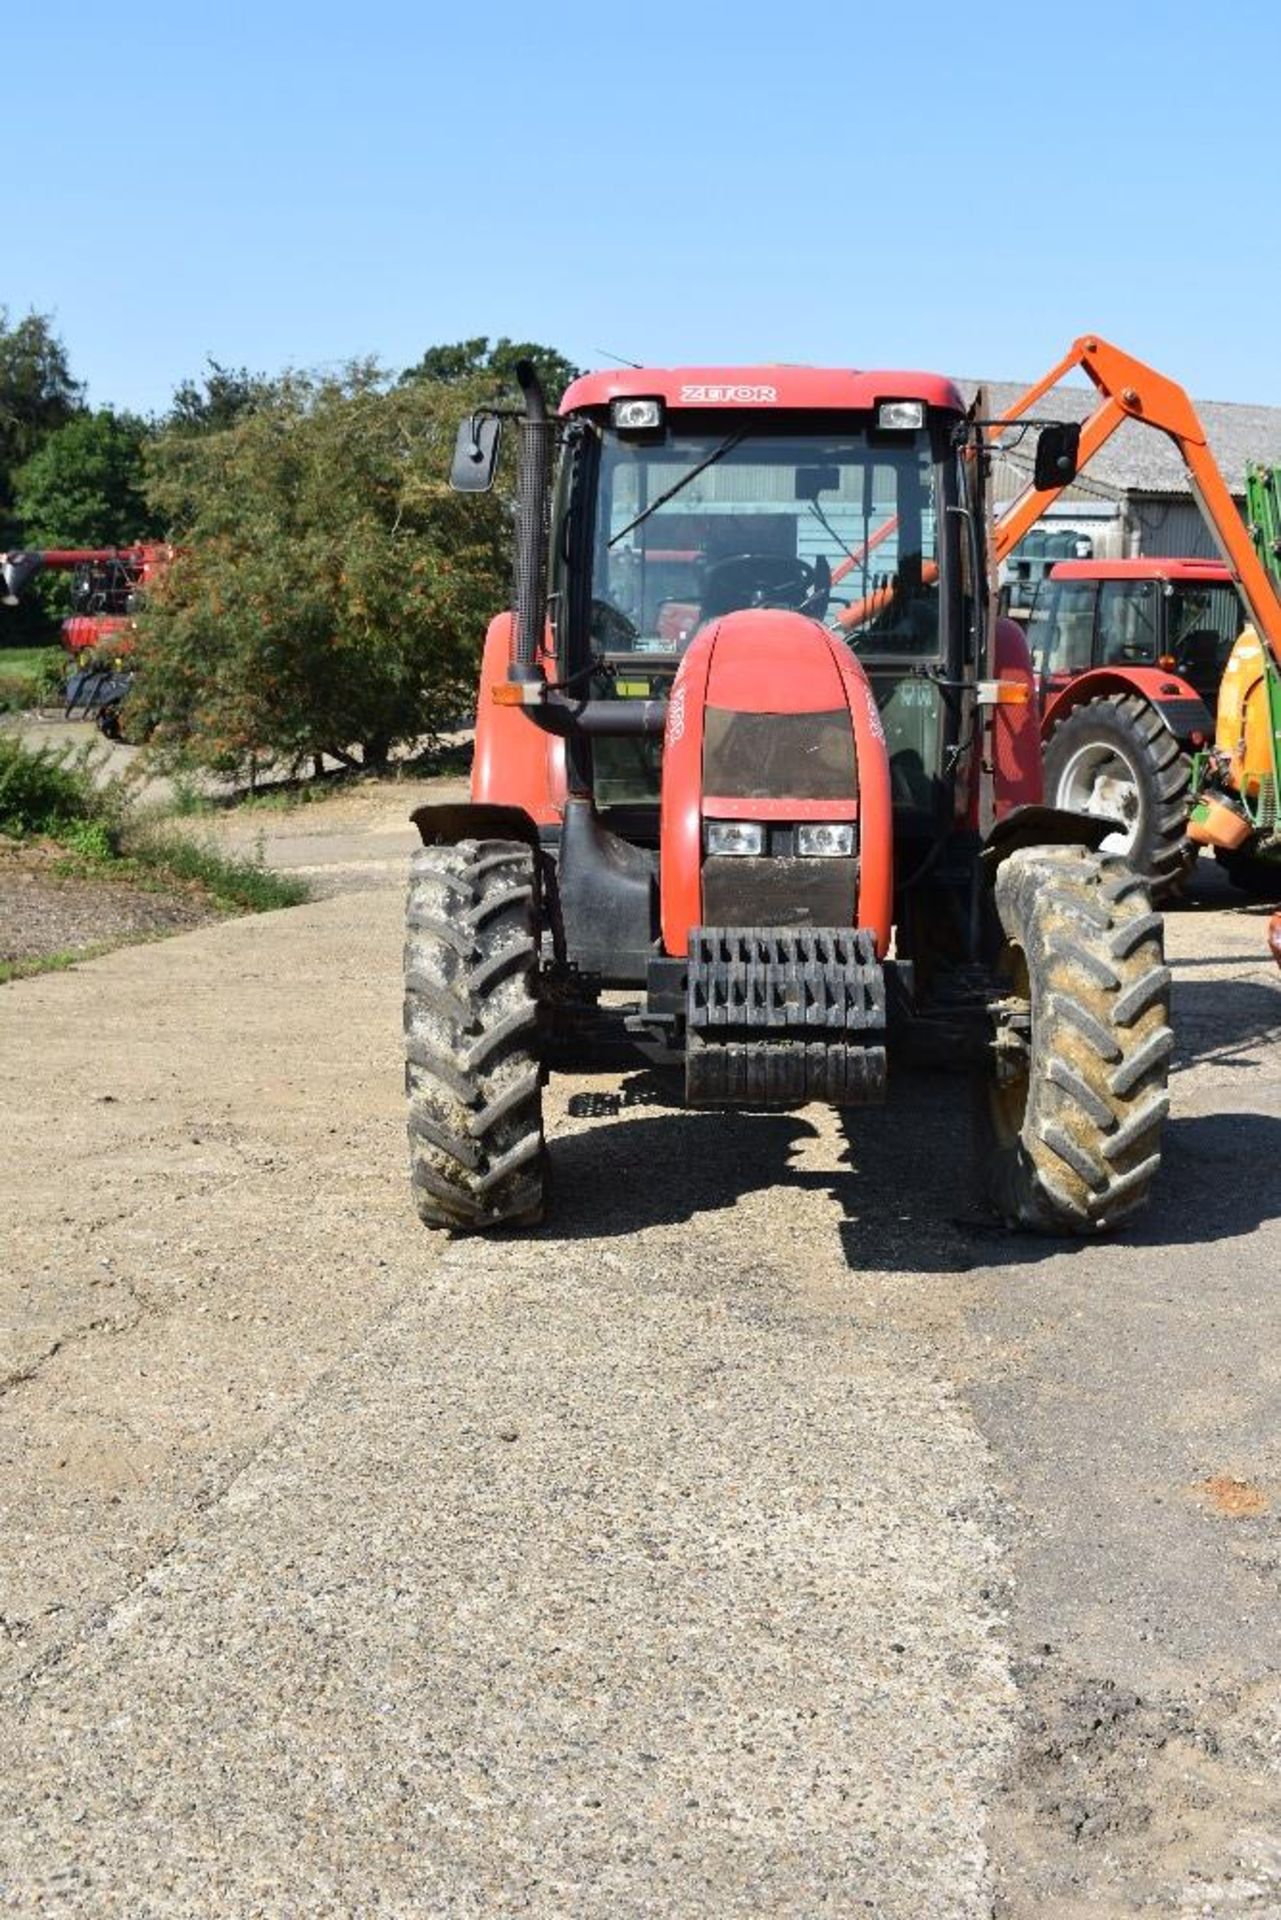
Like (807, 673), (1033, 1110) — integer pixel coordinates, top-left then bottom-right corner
(125, 830), (309, 913)
(1, 734), (309, 982)
(0, 646), (65, 712)
(0, 646), (62, 677)
(0, 939), (141, 986)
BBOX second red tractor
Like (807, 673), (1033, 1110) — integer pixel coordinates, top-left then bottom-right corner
(1025, 556), (1242, 898)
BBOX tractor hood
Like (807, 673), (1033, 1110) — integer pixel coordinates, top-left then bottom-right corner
(659, 609), (893, 958)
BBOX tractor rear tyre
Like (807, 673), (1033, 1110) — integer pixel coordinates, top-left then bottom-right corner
(984, 845), (1172, 1233)
(404, 839), (546, 1231)
(1044, 694), (1194, 903)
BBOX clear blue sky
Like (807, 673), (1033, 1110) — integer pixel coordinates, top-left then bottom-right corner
(13, 0), (1279, 413)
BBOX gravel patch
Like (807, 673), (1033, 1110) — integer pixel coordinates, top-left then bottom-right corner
(0, 842), (223, 966)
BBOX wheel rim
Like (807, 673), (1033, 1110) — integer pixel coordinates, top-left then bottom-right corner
(1054, 741), (1142, 856)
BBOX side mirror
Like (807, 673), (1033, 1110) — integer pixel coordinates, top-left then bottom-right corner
(1033, 421), (1081, 492)
(449, 413), (502, 493)
(796, 465), (840, 501)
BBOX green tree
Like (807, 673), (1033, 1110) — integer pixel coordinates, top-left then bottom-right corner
(400, 336), (579, 406)
(133, 365), (509, 777)
(0, 309), (83, 520)
(14, 408), (156, 548)
(166, 358), (276, 435)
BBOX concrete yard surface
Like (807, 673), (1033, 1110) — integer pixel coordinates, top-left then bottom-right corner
(0, 795), (1278, 1916)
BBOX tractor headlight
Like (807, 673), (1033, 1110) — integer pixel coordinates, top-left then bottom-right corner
(705, 820), (764, 857)
(796, 822), (855, 857)
(611, 397), (664, 432)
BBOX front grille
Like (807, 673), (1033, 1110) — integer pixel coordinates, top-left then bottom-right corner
(702, 707), (857, 800)
(701, 855), (857, 928)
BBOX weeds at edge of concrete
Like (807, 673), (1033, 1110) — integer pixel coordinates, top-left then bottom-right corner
(121, 828), (310, 914)
(0, 838), (309, 985)
(1, 735), (311, 982)
(0, 933), (168, 985)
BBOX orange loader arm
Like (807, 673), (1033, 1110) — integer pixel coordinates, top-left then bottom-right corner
(988, 335), (1281, 677)
(838, 335), (1281, 672)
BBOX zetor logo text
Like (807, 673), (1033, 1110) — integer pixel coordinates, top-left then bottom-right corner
(679, 383), (778, 404)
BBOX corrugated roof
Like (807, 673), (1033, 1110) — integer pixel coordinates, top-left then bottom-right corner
(959, 379), (1281, 500)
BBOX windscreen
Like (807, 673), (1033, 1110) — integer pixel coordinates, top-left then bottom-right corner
(590, 428), (941, 660)
(1028, 575), (1246, 687)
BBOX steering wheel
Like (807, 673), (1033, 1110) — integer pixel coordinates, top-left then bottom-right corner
(589, 598), (639, 647)
(700, 552), (830, 620)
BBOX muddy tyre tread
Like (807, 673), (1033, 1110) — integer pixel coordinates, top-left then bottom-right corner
(987, 845), (1171, 1234)
(404, 839), (546, 1231)
(1045, 693), (1195, 903)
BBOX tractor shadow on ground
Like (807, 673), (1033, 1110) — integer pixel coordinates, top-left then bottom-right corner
(1177, 857), (1278, 916)
(1170, 974), (1281, 1075)
(544, 959), (1281, 1275)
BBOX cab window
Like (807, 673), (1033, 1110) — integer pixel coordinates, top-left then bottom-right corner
(1097, 580), (1160, 665)
(1028, 580), (1096, 675)
(1166, 583), (1243, 694)
(591, 429), (941, 662)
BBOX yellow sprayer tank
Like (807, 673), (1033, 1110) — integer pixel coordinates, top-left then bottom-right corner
(1215, 626), (1276, 800)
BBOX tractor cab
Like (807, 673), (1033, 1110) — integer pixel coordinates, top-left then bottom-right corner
(1027, 558), (1242, 708)
(68, 555), (138, 621)
(546, 367), (972, 843)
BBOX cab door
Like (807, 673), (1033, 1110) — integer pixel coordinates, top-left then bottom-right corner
(1027, 577), (1100, 702)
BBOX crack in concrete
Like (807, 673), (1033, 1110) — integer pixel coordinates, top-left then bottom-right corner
(0, 1300), (149, 1405)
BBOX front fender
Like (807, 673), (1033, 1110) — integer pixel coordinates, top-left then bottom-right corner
(410, 801), (541, 849)
(980, 803), (1113, 876)
(470, 611), (566, 824)
(1041, 666), (1213, 745)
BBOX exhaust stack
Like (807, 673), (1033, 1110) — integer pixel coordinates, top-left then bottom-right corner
(510, 360), (552, 684)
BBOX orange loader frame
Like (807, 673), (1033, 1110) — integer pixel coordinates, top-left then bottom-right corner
(989, 335), (1281, 682)
(837, 336), (1281, 692)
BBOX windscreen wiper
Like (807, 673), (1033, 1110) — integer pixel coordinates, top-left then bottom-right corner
(807, 496), (862, 572)
(608, 430), (746, 548)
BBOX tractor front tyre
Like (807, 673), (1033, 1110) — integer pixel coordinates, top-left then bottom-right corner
(403, 839), (547, 1231)
(1044, 694), (1194, 903)
(983, 845), (1172, 1234)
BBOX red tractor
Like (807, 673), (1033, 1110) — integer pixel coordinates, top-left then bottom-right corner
(1025, 557), (1242, 898)
(0, 545), (168, 734)
(407, 334), (1281, 1234)
(403, 347), (1189, 1238)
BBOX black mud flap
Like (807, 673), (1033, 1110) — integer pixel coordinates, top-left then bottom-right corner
(684, 926), (887, 1108)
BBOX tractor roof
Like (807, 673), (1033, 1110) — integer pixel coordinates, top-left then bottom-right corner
(1048, 557), (1232, 583)
(559, 366), (965, 416)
